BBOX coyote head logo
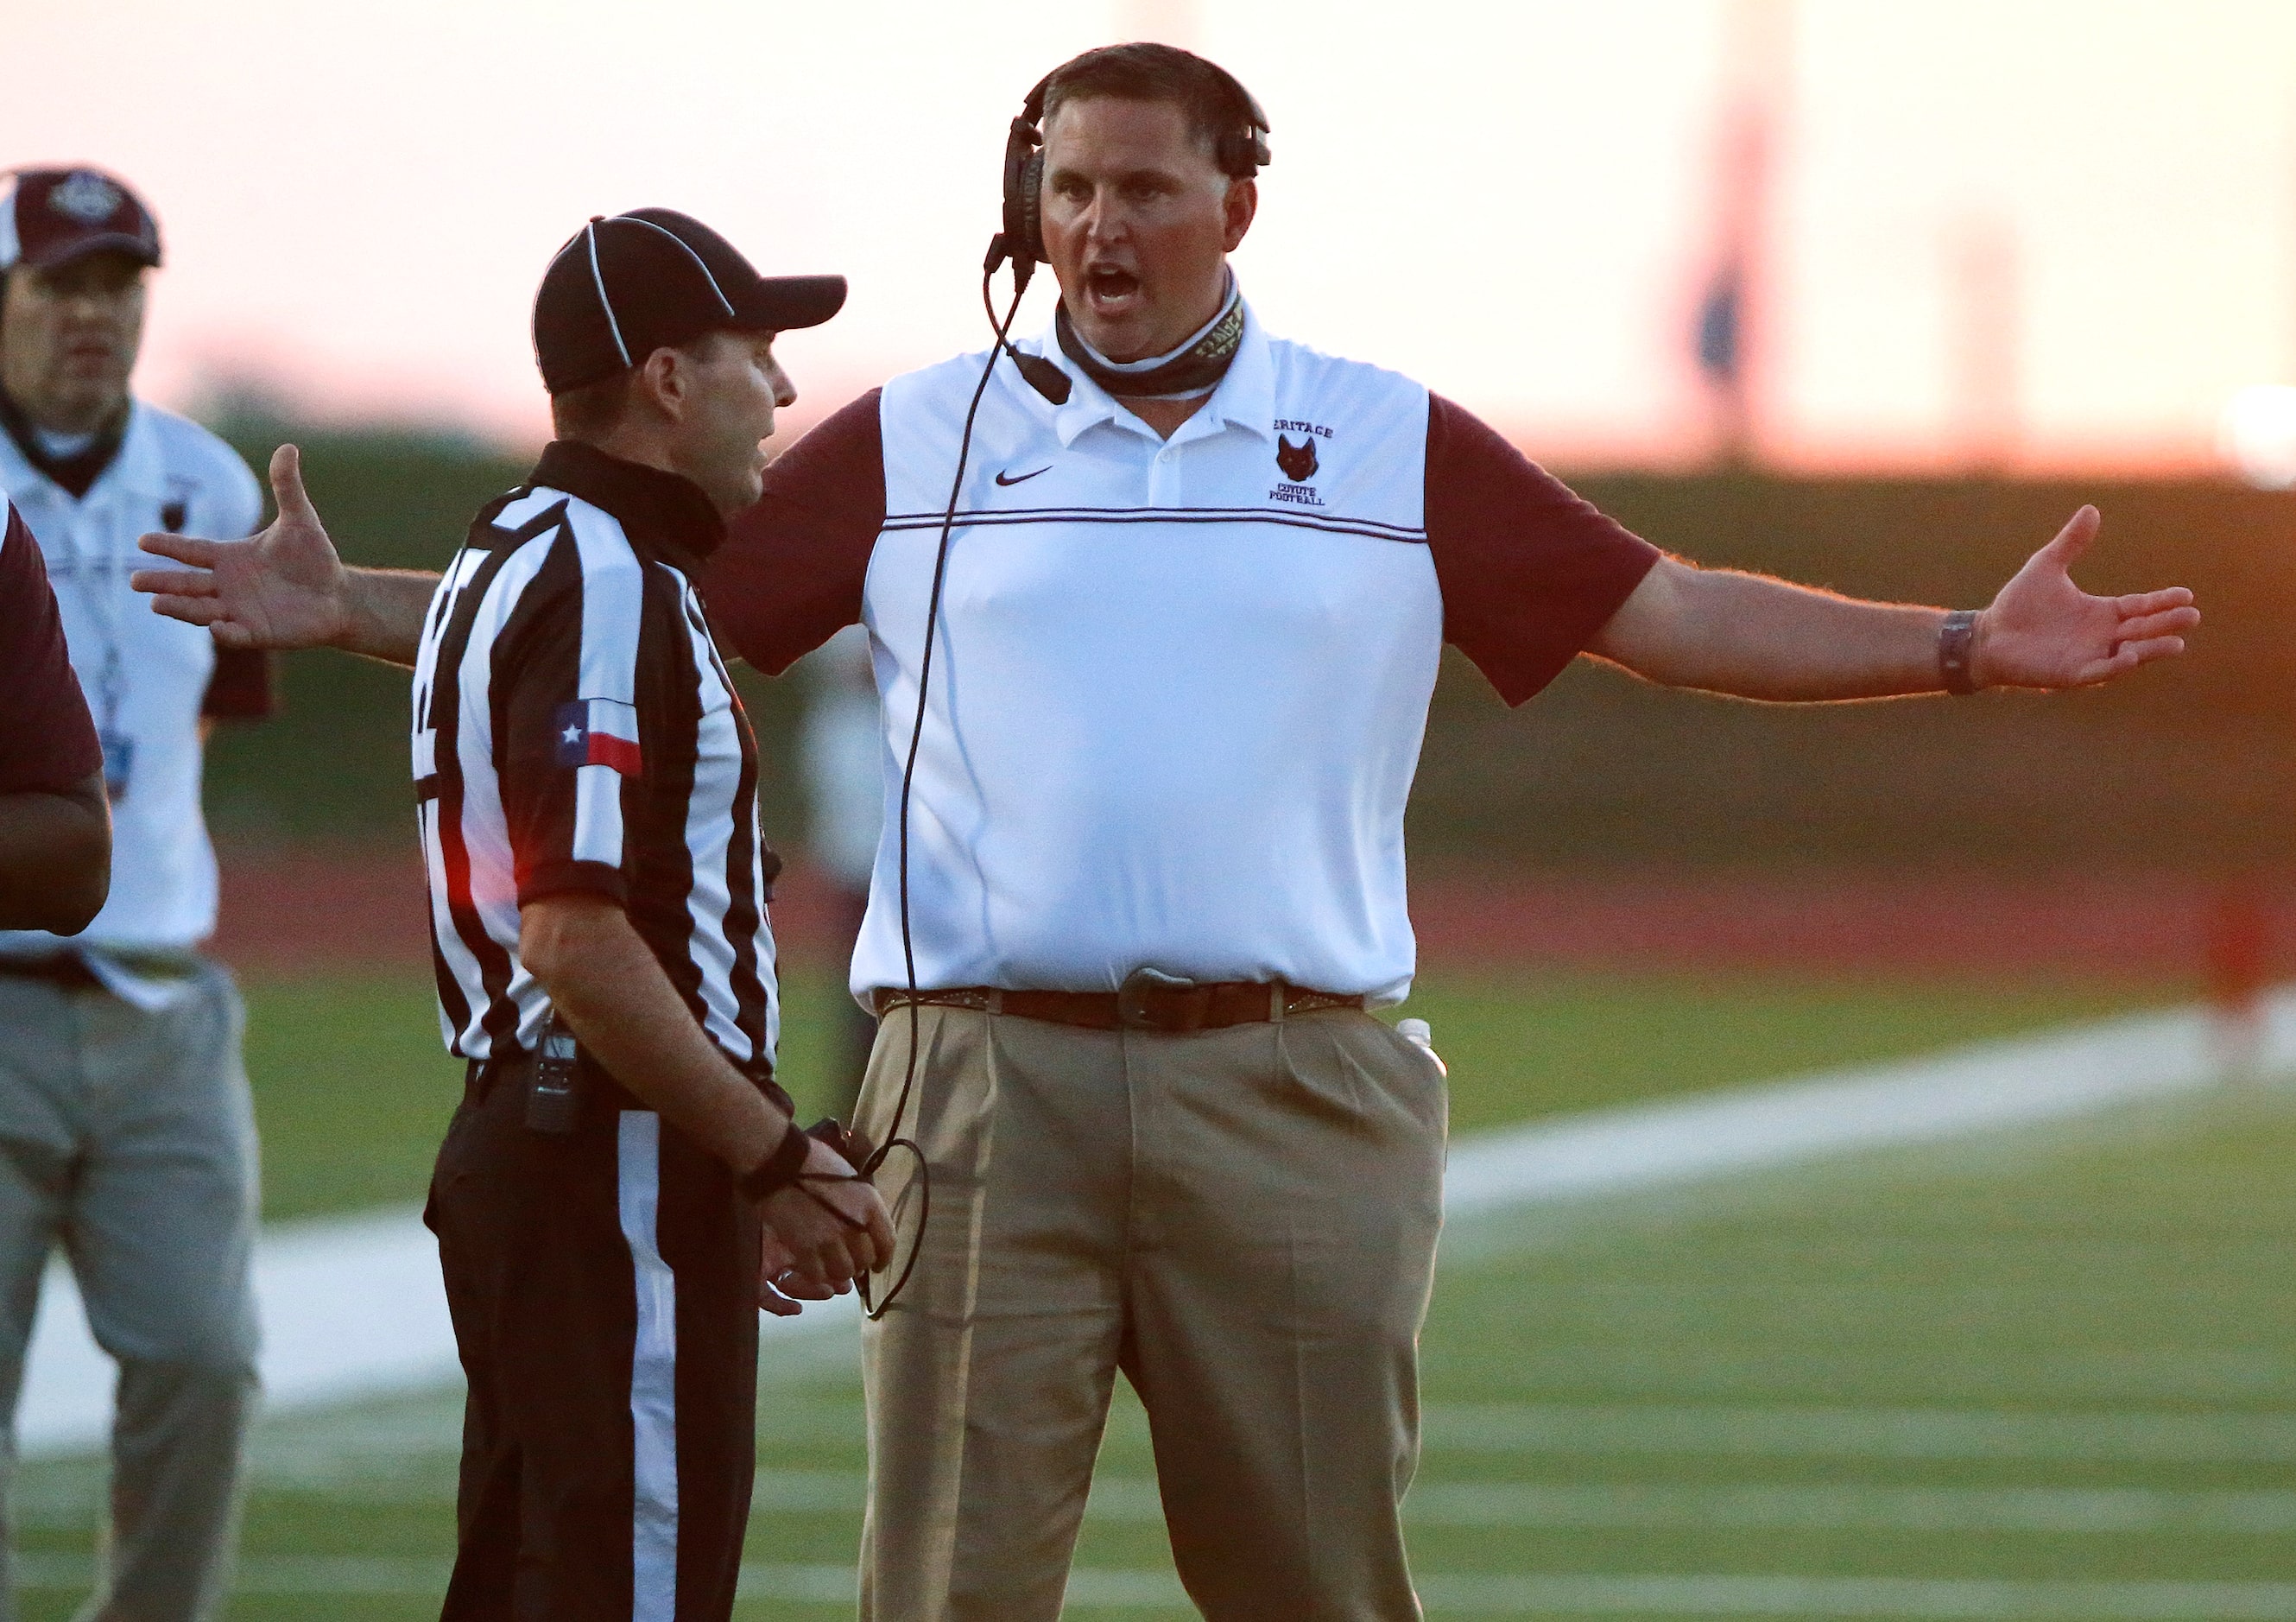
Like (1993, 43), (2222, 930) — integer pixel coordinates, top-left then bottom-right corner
(1275, 434), (1319, 482)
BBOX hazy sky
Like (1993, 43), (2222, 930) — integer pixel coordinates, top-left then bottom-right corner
(9, 0), (2296, 470)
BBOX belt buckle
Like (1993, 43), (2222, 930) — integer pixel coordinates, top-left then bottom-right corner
(1118, 966), (1198, 1032)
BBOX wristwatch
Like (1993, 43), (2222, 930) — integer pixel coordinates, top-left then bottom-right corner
(737, 1124), (811, 1203)
(1938, 610), (1980, 695)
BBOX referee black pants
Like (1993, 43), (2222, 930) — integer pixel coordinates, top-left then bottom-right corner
(424, 1058), (760, 1621)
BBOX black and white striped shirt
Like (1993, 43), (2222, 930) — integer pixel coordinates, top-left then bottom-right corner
(413, 440), (778, 1066)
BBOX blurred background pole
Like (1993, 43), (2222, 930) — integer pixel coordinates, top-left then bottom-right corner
(1693, 0), (1793, 468)
(2204, 880), (2271, 1085)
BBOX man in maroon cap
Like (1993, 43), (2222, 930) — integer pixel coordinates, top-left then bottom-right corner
(0, 167), (270, 1620)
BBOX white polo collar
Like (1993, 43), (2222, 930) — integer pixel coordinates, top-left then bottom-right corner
(1025, 290), (1276, 451)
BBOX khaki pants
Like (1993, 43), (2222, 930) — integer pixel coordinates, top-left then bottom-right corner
(853, 1003), (1446, 1622)
(0, 963), (259, 1622)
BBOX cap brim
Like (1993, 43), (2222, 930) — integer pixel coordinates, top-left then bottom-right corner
(737, 275), (846, 333)
(25, 232), (161, 272)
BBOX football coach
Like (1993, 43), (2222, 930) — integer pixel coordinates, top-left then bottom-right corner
(137, 44), (2198, 1622)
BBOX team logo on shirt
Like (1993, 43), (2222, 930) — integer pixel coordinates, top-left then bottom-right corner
(554, 698), (642, 776)
(1270, 418), (1332, 506)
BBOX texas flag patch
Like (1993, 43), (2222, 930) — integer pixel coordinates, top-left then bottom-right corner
(554, 699), (642, 776)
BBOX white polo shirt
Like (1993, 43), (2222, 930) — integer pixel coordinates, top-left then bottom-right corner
(0, 401), (262, 959)
(713, 298), (1658, 1006)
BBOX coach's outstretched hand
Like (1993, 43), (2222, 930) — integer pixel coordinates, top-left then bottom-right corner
(134, 445), (352, 650)
(756, 1135), (894, 1315)
(1974, 505), (2198, 689)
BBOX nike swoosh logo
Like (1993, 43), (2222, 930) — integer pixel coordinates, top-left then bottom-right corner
(995, 466), (1050, 486)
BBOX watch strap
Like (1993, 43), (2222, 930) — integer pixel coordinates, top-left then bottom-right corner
(737, 1123), (811, 1203)
(1939, 609), (1980, 695)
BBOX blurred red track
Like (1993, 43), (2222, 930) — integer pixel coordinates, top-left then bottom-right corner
(211, 844), (2293, 985)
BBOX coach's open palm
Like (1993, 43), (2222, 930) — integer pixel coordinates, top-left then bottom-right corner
(1977, 506), (2199, 688)
(134, 444), (352, 650)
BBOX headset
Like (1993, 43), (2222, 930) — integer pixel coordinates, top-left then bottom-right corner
(993, 64), (1272, 284)
(857, 57), (1271, 1319)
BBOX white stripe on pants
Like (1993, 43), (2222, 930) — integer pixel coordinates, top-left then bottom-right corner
(617, 1110), (679, 1621)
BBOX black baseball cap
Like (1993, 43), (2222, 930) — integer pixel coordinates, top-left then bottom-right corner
(533, 208), (845, 394)
(0, 168), (162, 274)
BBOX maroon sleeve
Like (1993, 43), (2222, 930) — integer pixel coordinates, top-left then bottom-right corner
(200, 646), (275, 720)
(1425, 393), (1662, 706)
(705, 389), (886, 675)
(0, 509), (101, 793)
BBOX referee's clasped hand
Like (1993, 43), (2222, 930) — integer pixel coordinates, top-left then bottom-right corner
(756, 1133), (894, 1314)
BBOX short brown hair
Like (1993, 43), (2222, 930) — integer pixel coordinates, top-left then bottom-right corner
(1040, 43), (1263, 175)
(548, 368), (635, 440)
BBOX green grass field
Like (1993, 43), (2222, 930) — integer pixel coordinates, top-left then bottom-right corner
(236, 965), (2154, 1220)
(17, 966), (2293, 1620)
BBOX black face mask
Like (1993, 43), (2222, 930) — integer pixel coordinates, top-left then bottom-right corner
(1054, 274), (1244, 400)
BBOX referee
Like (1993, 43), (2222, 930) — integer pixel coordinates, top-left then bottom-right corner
(137, 47), (2198, 1622)
(411, 209), (888, 1614)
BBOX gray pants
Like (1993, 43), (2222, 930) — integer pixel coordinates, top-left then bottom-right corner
(0, 962), (259, 1622)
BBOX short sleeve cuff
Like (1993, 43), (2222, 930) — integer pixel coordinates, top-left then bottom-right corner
(516, 860), (629, 910)
(1423, 394), (1663, 706)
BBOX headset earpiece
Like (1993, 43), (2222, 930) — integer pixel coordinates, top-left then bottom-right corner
(1016, 148), (1046, 265)
(1214, 76), (1274, 177)
(1001, 114), (1047, 269)
(995, 72), (1056, 273)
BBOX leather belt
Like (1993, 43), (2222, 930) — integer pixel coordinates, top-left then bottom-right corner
(465, 1044), (795, 1116)
(872, 979), (1365, 1035)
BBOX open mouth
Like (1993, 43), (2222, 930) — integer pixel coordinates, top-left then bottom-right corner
(1084, 265), (1141, 312)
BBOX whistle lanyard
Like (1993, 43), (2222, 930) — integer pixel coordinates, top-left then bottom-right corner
(49, 490), (148, 801)
(57, 520), (128, 732)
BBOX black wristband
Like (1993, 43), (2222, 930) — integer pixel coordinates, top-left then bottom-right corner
(1939, 609), (1980, 695)
(737, 1124), (810, 1203)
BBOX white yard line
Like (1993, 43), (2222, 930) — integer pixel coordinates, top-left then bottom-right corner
(1442, 992), (2296, 1216)
(9, 1543), (2287, 1608)
(1414, 1403), (2296, 1462)
(750, 1470), (2296, 1536)
(15, 1209), (861, 1454)
(11, 1555), (2293, 1618)
(151, 1458), (2296, 1537)
(17, 989), (2293, 1456)
(1385, 1481), (2296, 1535)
